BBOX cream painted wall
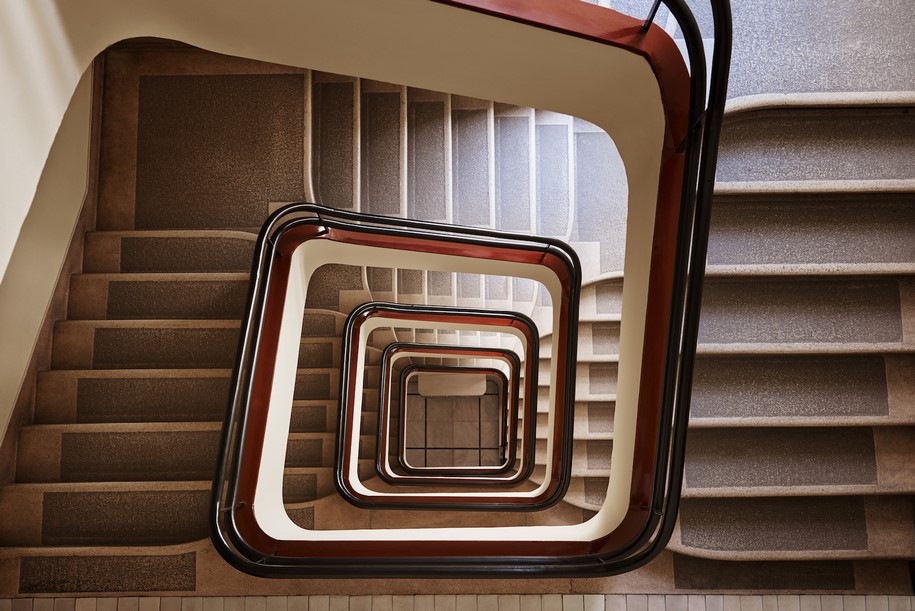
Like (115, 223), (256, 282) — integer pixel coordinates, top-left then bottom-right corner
(0, 68), (92, 444)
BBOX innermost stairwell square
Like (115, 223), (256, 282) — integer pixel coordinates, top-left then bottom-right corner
(402, 371), (505, 468)
(344, 305), (543, 502)
(373, 340), (525, 481)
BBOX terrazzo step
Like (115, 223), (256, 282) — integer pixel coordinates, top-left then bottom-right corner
(716, 106), (915, 183)
(312, 72), (358, 210)
(34, 369), (233, 425)
(303, 263), (370, 316)
(531, 401), (614, 440)
(300, 310), (347, 338)
(529, 362), (618, 402)
(51, 321), (241, 370)
(306, 488), (577, 532)
(534, 438), (612, 476)
(698, 276), (912, 347)
(450, 95), (493, 229)
(540, 320), (620, 361)
(16, 424), (337, 483)
(570, 118), (628, 276)
(407, 88), (449, 222)
(360, 81), (404, 217)
(33, 369), (366, 424)
(52, 321), (347, 371)
(494, 104), (535, 234)
(682, 427), (915, 495)
(551, 474), (610, 511)
(0, 469), (340, 548)
(675, 496), (915, 559)
(67, 273), (249, 320)
(83, 231), (256, 274)
(0, 482), (212, 547)
(669, 554), (912, 593)
(281, 467), (336, 504)
(16, 423), (222, 483)
(689, 354), (915, 425)
(706, 191), (915, 272)
(534, 110), (574, 240)
(575, 277), (623, 320)
(10, 544), (201, 594)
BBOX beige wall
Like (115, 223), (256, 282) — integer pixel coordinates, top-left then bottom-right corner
(0, 68), (92, 448)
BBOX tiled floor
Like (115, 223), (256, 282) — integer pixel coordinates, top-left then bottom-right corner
(404, 388), (504, 468)
(3, 596), (914, 611)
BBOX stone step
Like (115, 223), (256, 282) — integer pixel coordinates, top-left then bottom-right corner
(83, 231), (256, 274)
(690, 354), (915, 425)
(577, 277), (623, 320)
(540, 319), (620, 361)
(51, 320), (240, 370)
(0, 482), (212, 547)
(407, 89), (449, 222)
(530, 361), (618, 401)
(360, 82), (403, 217)
(569, 118), (627, 276)
(534, 438), (611, 476)
(554, 474), (610, 511)
(16, 423), (338, 483)
(0, 470), (337, 547)
(451, 96), (493, 229)
(495, 105), (535, 234)
(707, 192), (915, 271)
(698, 276), (912, 347)
(716, 106), (915, 183)
(669, 554), (906, 592)
(50, 320), (343, 370)
(682, 427), (915, 495)
(33, 369), (373, 424)
(532, 401), (614, 440)
(534, 110), (574, 240)
(306, 486), (582, 532)
(67, 273), (249, 320)
(12, 545), (201, 594)
(675, 496), (915, 559)
(312, 72), (358, 211)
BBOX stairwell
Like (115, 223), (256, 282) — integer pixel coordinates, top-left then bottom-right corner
(0, 36), (913, 596)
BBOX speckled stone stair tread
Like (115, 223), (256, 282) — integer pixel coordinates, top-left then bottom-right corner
(716, 106), (915, 183)
(16, 424), (336, 483)
(524, 362), (618, 404)
(698, 276), (910, 346)
(688, 354), (915, 425)
(539, 320), (620, 361)
(681, 427), (915, 495)
(32, 368), (368, 424)
(672, 496), (915, 559)
(0, 482), (213, 547)
(50, 321), (241, 370)
(83, 231), (257, 274)
(66, 274), (251, 321)
(706, 192), (915, 272)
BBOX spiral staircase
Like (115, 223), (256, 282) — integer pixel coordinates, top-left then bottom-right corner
(0, 28), (913, 596)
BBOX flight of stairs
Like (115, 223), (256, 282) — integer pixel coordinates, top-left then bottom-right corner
(0, 40), (913, 595)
